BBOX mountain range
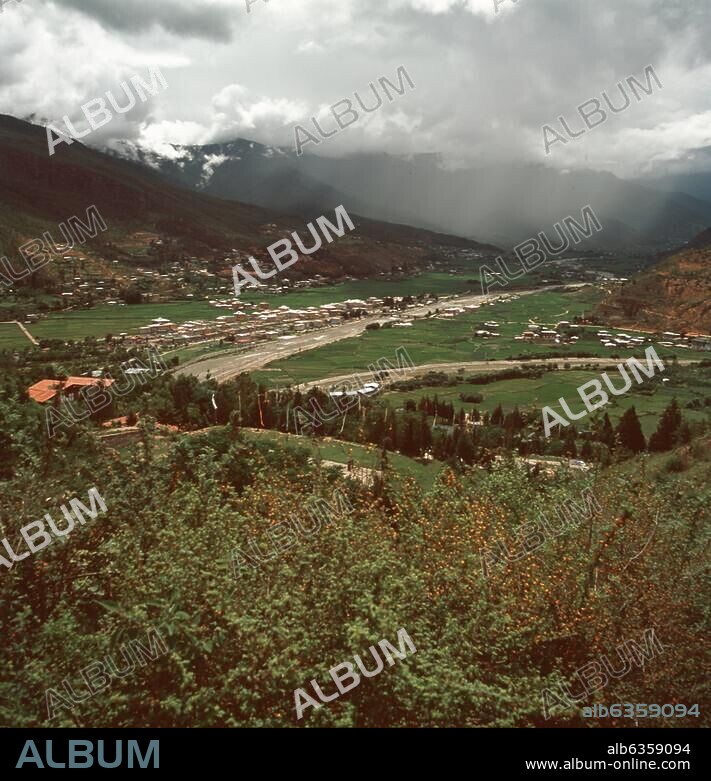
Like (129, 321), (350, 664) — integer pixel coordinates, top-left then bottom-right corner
(2, 112), (711, 325)
(110, 136), (711, 251)
(0, 115), (492, 284)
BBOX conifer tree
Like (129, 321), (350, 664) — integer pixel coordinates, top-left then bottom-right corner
(648, 398), (682, 452)
(616, 406), (646, 453)
(491, 403), (504, 426)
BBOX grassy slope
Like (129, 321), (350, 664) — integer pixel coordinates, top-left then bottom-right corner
(240, 428), (443, 490)
(613, 437), (711, 496)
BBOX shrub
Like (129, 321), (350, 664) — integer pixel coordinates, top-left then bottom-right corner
(459, 393), (484, 403)
(664, 454), (688, 473)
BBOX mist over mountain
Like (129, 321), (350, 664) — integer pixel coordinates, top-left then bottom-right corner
(639, 172), (711, 208)
(633, 146), (711, 205)
(111, 137), (711, 251)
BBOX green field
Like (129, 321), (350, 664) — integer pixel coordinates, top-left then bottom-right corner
(238, 272), (482, 308)
(26, 301), (224, 342)
(16, 273), (484, 344)
(251, 288), (696, 386)
(240, 428), (443, 490)
(0, 322), (32, 350)
(381, 366), (711, 436)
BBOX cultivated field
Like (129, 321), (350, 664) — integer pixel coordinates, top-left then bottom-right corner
(26, 301), (223, 342)
(0, 322), (31, 350)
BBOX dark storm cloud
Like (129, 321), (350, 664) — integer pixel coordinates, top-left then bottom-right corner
(0, 0), (709, 175)
(51, 0), (238, 41)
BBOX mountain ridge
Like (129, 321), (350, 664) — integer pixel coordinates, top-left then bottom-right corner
(108, 135), (711, 251)
(0, 115), (496, 288)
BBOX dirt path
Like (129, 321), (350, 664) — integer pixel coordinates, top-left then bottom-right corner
(301, 357), (701, 390)
(0, 320), (39, 346)
(16, 321), (39, 346)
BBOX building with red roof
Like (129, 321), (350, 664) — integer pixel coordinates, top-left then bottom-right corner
(27, 377), (115, 404)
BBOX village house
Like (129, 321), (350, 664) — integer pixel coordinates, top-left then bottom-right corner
(27, 377), (116, 405)
(691, 336), (711, 352)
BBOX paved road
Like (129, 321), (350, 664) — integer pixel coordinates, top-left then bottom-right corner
(176, 287), (551, 383)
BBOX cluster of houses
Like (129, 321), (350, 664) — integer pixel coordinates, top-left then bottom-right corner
(56, 259), (226, 307)
(595, 329), (710, 352)
(594, 329), (652, 350)
(122, 289), (519, 351)
(655, 331), (711, 352)
(513, 321), (582, 345)
(436, 293), (519, 324)
(328, 381), (380, 399)
(510, 324), (711, 351)
(10, 232), (258, 313)
(126, 297), (388, 349)
(100, 288), (518, 349)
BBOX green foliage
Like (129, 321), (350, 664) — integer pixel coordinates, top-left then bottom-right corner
(649, 398), (683, 452)
(0, 397), (707, 727)
(616, 407), (646, 453)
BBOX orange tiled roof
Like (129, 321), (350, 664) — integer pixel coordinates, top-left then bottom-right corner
(27, 376), (115, 404)
(27, 380), (61, 404)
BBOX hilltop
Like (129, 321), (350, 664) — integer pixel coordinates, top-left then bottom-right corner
(596, 229), (711, 333)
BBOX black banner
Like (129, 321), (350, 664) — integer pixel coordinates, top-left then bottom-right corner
(1, 727), (706, 775)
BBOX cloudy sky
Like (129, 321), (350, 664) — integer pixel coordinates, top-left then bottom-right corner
(0, 0), (709, 177)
